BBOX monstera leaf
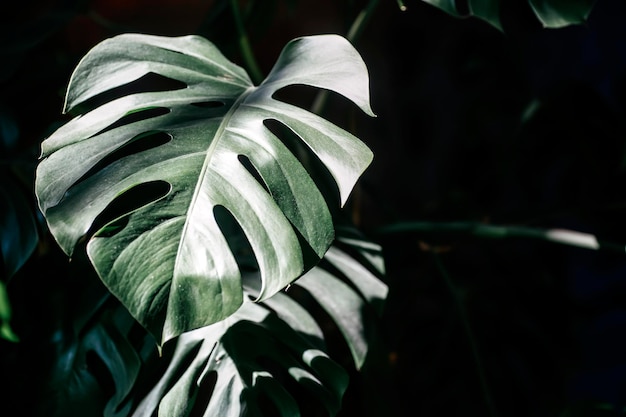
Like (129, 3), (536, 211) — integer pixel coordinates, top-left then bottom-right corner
(35, 33), (375, 344)
(422, 0), (596, 30)
(112, 232), (386, 417)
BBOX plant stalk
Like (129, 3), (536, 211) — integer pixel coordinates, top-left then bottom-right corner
(378, 221), (624, 253)
(433, 253), (498, 417)
(230, 0), (264, 85)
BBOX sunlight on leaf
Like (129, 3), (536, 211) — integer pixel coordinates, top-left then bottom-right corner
(35, 34), (375, 344)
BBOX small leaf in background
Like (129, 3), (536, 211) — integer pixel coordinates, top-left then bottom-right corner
(421, 0), (502, 30)
(0, 281), (19, 342)
(1, 176), (39, 280)
(33, 305), (151, 417)
(529, 0), (596, 28)
(420, 0), (595, 30)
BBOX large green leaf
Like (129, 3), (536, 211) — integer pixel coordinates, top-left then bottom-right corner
(35, 34), (375, 344)
(421, 0), (596, 30)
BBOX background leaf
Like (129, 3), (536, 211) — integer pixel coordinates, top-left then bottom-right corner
(38, 305), (149, 417)
(420, 0), (595, 30)
(1, 174), (38, 281)
(529, 0), (596, 28)
(120, 231), (386, 417)
(0, 167), (39, 342)
(0, 282), (18, 341)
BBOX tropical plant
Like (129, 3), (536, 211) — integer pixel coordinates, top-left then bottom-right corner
(25, 31), (387, 416)
(1, 0), (617, 416)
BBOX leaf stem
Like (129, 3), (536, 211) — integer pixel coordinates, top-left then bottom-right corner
(378, 221), (625, 253)
(230, 0), (263, 85)
(432, 253), (498, 417)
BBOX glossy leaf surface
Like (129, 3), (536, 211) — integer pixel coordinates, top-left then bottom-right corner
(35, 34), (374, 344)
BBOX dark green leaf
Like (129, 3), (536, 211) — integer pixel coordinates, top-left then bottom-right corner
(0, 281), (18, 342)
(1, 174), (38, 280)
(421, 0), (595, 30)
(529, 0), (595, 28)
(39, 305), (151, 417)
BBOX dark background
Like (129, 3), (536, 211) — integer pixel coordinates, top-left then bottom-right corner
(2, 0), (626, 416)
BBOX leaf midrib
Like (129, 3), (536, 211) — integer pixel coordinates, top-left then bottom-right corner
(174, 86), (256, 273)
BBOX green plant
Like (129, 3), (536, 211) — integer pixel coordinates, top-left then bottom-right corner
(27, 32), (387, 416)
(1, 0), (616, 416)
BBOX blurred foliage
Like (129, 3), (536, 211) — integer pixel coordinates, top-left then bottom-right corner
(420, 0), (596, 31)
(0, 282), (19, 342)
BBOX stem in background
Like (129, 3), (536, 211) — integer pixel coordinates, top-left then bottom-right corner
(396, 0), (407, 11)
(311, 0), (380, 115)
(378, 221), (625, 253)
(230, 0), (263, 85)
(432, 253), (498, 417)
(87, 10), (131, 33)
(346, 0), (380, 42)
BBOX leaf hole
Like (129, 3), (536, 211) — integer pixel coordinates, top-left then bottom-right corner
(85, 349), (115, 399)
(110, 130), (172, 160)
(285, 284), (355, 370)
(189, 371), (217, 417)
(213, 205), (260, 273)
(273, 84), (320, 111)
(78, 131), (172, 186)
(263, 119), (341, 210)
(190, 101), (225, 109)
(90, 180), (170, 238)
(69, 72), (187, 115)
(237, 154), (270, 194)
(98, 107), (171, 135)
(273, 84), (365, 128)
